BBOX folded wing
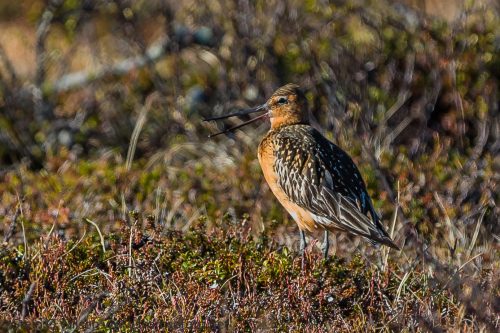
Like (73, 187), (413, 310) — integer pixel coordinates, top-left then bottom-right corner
(274, 127), (398, 249)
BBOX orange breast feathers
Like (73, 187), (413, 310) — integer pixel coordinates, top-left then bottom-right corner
(258, 135), (318, 232)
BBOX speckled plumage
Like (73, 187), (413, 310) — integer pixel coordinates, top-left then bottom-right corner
(259, 124), (397, 249)
(207, 83), (398, 255)
(258, 83), (398, 251)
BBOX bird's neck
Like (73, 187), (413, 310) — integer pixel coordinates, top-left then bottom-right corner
(270, 117), (309, 130)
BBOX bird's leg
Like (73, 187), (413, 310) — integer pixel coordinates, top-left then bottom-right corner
(322, 230), (329, 260)
(299, 229), (307, 270)
(299, 229), (307, 255)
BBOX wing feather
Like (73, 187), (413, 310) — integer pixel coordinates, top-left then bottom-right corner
(274, 126), (398, 249)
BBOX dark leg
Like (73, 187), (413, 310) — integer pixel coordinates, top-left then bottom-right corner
(299, 229), (307, 270)
(322, 230), (329, 260)
(299, 229), (307, 255)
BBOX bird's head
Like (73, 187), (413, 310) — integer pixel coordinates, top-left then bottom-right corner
(266, 83), (308, 129)
(205, 83), (308, 137)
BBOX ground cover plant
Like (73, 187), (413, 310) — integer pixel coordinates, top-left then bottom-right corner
(0, 0), (498, 331)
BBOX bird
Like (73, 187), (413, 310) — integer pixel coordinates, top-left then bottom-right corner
(205, 83), (399, 261)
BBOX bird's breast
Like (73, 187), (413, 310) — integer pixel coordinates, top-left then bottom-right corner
(258, 133), (317, 232)
(257, 134), (276, 186)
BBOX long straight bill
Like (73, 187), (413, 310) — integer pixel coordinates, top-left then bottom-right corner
(208, 113), (268, 138)
(203, 104), (266, 121)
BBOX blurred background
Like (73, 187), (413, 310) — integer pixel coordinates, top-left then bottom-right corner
(0, 0), (498, 330)
(1, 0), (498, 243)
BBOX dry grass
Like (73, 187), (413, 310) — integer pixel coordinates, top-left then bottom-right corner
(0, 0), (499, 331)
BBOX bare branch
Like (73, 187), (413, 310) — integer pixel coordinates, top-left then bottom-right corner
(84, 218), (106, 253)
(21, 282), (36, 320)
(35, 9), (54, 86)
(76, 292), (109, 329)
(3, 198), (23, 243)
(50, 37), (169, 94)
(49, 24), (214, 94)
(34, 5), (56, 121)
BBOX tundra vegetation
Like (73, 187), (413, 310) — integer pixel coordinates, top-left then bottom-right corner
(0, 0), (498, 331)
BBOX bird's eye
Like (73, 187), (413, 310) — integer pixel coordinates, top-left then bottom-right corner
(277, 97), (288, 105)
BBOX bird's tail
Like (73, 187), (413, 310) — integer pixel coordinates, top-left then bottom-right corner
(368, 233), (400, 250)
(329, 192), (400, 250)
(367, 205), (399, 250)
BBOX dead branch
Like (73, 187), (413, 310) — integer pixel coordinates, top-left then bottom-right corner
(50, 37), (167, 93)
(3, 198), (23, 243)
(34, 9), (54, 87)
(33, 4), (56, 121)
(49, 26), (212, 94)
(76, 292), (110, 329)
(21, 282), (36, 320)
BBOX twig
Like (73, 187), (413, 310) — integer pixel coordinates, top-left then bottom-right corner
(49, 23), (214, 94)
(375, 52), (414, 149)
(433, 191), (464, 247)
(69, 268), (111, 283)
(34, 5), (55, 120)
(449, 60), (465, 148)
(382, 115), (414, 148)
(382, 180), (400, 270)
(17, 194), (29, 259)
(469, 120), (489, 162)
(394, 270), (411, 304)
(361, 144), (396, 203)
(21, 282), (36, 320)
(121, 193), (127, 223)
(442, 252), (485, 290)
(154, 186), (162, 224)
(3, 199), (22, 243)
(389, 181), (400, 240)
(466, 208), (486, 260)
(83, 300), (121, 333)
(128, 224), (134, 277)
(34, 8), (54, 86)
(44, 200), (62, 248)
(61, 227), (87, 258)
(125, 92), (159, 171)
(376, 91), (411, 146)
(84, 218), (106, 253)
(76, 292), (109, 328)
(122, 92), (159, 249)
(381, 90), (411, 125)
